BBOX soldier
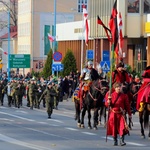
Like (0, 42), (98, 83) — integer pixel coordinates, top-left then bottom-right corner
(35, 81), (43, 108)
(53, 82), (60, 109)
(39, 82), (56, 118)
(112, 62), (130, 86)
(41, 81), (47, 107)
(14, 80), (22, 108)
(25, 80), (30, 107)
(79, 61), (99, 109)
(4, 82), (12, 107)
(28, 79), (37, 109)
(105, 82), (132, 146)
(0, 80), (5, 106)
(136, 66), (150, 112)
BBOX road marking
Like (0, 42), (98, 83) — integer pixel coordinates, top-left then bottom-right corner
(48, 119), (64, 124)
(15, 110), (28, 114)
(0, 133), (53, 150)
(82, 132), (97, 135)
(0, 111), (35, 122)
(0, 118), (14, 122)
(65, 127), (79, 131)
(38, 122), (47, 124)
(101, 136), (147, 146)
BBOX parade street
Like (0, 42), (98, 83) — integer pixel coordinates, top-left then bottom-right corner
(0, 97), (150, 150)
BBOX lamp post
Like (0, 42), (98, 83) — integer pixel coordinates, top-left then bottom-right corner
(7, 9), (10, 81)
(52, 0), (56, 75)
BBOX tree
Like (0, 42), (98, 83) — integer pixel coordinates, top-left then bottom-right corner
(61, 49), (77, 77)
(41, 49), (53, 79)
(0, 0), (18, 31)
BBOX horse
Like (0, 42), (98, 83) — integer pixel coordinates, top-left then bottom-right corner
(98, 79), (109, 127)
(80, 79), (109, 130)
(139, 103), (150, 139)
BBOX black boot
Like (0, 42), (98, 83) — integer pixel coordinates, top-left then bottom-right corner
(113, 137), (118, 146)
(48, 114), (51, 119)
(120, 136), (126, 146)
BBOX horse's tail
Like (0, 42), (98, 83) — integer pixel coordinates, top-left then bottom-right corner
(144, 104), (149, 129)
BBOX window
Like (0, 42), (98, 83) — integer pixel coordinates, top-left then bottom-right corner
(78, 0), (88, 13)
(144, 0), (150, 13)
(128, 0), (140, 13)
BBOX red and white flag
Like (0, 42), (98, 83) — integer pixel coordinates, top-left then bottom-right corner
(0, 47), (8, 55)
(118, 12), (123, 58)
(47, 33), (55, 42)
(82, 4), (89, 46)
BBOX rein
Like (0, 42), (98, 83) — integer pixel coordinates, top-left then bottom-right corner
(89, 91), (98, 101)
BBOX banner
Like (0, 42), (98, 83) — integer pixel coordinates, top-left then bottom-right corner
(44, 25), (51, 55)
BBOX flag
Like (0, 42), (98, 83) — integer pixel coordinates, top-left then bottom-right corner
(118, 12), (123, 59)
(82, 4), (89, 46)
(109, 0), (118, 54)
(97, 15), (111, 41)
(0, 47), (8, 55)
(47, 33), (55, 42)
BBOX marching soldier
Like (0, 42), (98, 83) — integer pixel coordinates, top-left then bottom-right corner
(41, 81), (47, 107)
(39, 82), (56, 119)
(53, 82), (60, 109)
(0, 80), (5, 106)
(4, 82), (12, 107)
(28, 79), (37, 109)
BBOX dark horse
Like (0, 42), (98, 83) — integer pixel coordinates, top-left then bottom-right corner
(79, 79), (109, 130)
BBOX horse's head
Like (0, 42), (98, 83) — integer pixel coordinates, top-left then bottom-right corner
(121, 82), (130, 94)
(98, 79), (109, 96)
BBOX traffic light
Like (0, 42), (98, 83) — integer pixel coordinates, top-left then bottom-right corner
(39, 61), (43, 69)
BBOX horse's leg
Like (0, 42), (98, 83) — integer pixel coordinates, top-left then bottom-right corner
(98, 106), (102, 125)
(80, 106), (86, 128)
(139, 112), (145, 138)
(93, 108), (98, 130)
(148, 123), (150, 139)
(87, 107), (92, 129)
(77, 101), (81, 127)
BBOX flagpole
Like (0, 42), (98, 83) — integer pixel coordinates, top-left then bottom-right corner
(53, 0), (57, 75)
(81, 12), (84, 73)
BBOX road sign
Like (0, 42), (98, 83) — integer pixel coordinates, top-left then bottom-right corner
(100, 61), (110, 72)
(102, 50), (110, 61)
(52, 63), (64, 71)
(86, 50), (94, 60)
(9, 54), (30, 68)
(53, 51), (62, 62)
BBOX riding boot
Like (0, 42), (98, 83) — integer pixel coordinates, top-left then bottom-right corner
(113, 137), (118, 146)
(120, 135), (126, 146)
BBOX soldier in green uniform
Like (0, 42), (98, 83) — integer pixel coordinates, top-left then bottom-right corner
(28, 79), (37, 109)
(35, 81), (42, 108)
(53, 82), (60, 110)
(39, 82), (56, 118)
(0, 80), (5, 106)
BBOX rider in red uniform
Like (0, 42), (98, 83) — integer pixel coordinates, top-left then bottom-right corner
(136, 66), (150, 112)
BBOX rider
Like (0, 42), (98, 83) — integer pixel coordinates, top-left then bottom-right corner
(79, 61), (99, 109)
(136, 66), (150, 112)
(112, 61), (130, 87)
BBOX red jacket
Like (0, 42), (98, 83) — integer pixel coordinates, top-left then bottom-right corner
(105, 91), (131, 137)
(112, 70), (130, 85)
(136, 78), (150, 110)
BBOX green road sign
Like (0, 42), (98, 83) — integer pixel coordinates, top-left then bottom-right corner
(9, 54), (30, 68)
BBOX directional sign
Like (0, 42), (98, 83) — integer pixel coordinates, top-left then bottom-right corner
(86, 50), (94, 60)
(102, 50), (110, 61)
(52, 63), (64, 71)
(9, 54), (30, 68)
(53, 51), (62, 62)
(100, 61), (110, 72)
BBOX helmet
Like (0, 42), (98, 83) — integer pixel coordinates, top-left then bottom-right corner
(87, 61), (93, 66)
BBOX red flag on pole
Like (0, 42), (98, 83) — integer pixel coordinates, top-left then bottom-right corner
(118, 12), (123, 59)
(47, 33), (55, 42)
(109, 0), (118, 53)
(97, 15), (112, 42)
(0, 47), (8, 55)
(82, 4), (89, 46)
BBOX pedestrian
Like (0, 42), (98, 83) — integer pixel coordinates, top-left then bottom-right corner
(105, 82), (132, 146)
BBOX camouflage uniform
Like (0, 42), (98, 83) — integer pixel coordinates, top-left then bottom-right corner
(39, 83), (56, 118)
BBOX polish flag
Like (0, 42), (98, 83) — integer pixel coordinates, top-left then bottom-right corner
(82, 4), (89, 46)
(47, 33), (55, 42)
(0, 47), (8, 55)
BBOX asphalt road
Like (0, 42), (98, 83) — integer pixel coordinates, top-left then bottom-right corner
(0, 96), (150, 150)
